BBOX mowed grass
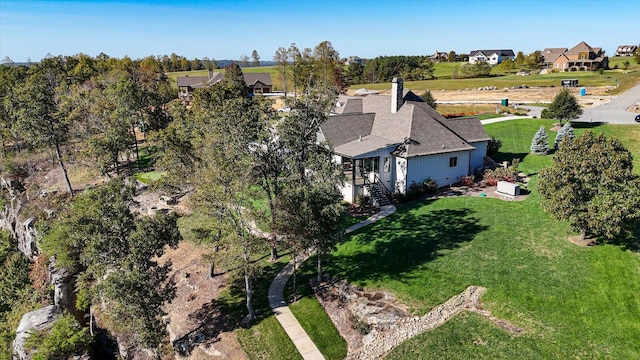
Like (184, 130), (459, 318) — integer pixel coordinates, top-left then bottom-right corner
(354, 57), (640, 95)
(283, 119), (640, 359)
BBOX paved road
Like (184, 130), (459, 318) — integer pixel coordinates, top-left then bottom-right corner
(576, 83), (640, 124)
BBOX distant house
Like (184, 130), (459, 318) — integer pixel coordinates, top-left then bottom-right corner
(615, 45), (638, 57)
(345, 56), (364, 65)
(177, 69), (272, 104)
(541, 48), (568, 68)
(318, 78), (490, 205)
(468, 49), (515, 65)
(429, 51), (448, 63)
(552, 41), (608, 71)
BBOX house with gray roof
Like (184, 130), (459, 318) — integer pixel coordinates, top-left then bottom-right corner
(468, 49), (515, 65)
(177, 69), (272, 104)
(318, 78), (490, 205)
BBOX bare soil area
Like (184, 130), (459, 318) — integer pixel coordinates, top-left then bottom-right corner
(160, 241), (246, 360)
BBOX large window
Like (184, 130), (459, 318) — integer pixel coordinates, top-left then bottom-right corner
(449, 156), (458, 167)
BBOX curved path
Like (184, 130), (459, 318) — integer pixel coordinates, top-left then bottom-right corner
(268, 205), (397, 360)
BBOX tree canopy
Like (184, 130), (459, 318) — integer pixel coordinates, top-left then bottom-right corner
(538, 131), (640, 241)
(541, 89), (583, 123)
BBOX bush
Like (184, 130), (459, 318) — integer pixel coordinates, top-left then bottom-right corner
(392, 192), (407, 203)
(461, 175), (475, 186)
(356, 194), (370, 207)
(482, 159), (520, 185)
(422, 178), (438, 194)
(406, 182), (423, 200)
(487, 137), (503, 157)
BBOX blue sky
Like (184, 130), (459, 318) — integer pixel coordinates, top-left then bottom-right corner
(1, 0), (639, 62)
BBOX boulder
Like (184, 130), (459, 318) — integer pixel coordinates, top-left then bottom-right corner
(12, 305), (59, 360)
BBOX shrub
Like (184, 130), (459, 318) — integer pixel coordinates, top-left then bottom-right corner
(406, 182), (423, 200)
(461, 175), (475, 186)
(487, 137), (503, 157)
(422, 178), (438, 194)
(356, 194), (370, 207)
(392, 192), (407, 203)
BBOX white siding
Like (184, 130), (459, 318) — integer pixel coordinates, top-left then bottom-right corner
(469, 141), (488, 173)
(395, 157), (408, 193)
(406, 151), (471, 188)
(355, 147), (396, 193)
(339, 182), (354, 203)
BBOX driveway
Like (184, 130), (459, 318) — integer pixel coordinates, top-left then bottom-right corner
(576, 83), (640, 124)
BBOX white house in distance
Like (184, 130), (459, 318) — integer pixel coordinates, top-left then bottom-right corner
(468, 49), (515, 65)
(318, 78), (490, 205)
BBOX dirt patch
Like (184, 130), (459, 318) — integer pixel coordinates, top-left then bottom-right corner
(567, 235), (596, 247)
(159, 241), (246, 359)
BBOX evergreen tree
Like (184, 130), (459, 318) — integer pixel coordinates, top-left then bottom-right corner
(421, 90), (437, 109)
(554, 122), (575, 150)
(530, 125), (549, 155)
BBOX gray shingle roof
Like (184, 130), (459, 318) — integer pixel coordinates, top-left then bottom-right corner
(321, 91), (489, 158)
(176, 72), (272, 88)
(470, 49), (515, 57)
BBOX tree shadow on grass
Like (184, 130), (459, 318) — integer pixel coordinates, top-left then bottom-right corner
(570, 121), (605, 129)
(215, 256), (292, 326)
(328, 204), (488, 284)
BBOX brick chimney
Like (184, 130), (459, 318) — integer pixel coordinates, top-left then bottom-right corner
(391, 77), (404, 113)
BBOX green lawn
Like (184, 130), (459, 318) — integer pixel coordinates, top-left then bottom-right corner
(354, 57), (640, 95)
(282, 120), (640, 359)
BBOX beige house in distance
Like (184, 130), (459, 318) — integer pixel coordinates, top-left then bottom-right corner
(551, 41), (608, 71)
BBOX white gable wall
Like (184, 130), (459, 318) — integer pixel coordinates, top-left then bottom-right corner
(469, 141), (488, 173)
(405, 151), (471, 189)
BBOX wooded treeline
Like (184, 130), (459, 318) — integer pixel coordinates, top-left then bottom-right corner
(0, 43), (346, 358)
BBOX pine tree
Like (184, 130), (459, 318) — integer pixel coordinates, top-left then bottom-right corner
(530, 125), (549, 155)
(554, 122), (575, 150)
(422, 90), (437, 109)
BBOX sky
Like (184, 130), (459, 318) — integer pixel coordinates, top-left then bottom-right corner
(1, 0), (639, 63)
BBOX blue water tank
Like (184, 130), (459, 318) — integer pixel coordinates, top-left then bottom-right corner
(579, 87), (586, 96)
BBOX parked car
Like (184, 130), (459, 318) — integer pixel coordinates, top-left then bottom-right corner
(635, 114), (640, 123)
(277, 107), (291, 113)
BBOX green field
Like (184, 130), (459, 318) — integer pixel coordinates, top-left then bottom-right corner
(281, 119), (640, 359)
(353, 57), (640, 95)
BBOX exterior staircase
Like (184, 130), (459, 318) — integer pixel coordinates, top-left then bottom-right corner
(363, 179), (392, 207)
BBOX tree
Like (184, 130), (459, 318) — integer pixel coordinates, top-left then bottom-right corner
(553, 122), (575, 150)
(486, 136), (503, 157)
(526, 51), (544, 70)
(447, 51), (456, 62)
(7, 63), (74, 194)
(514, 51), (525, 68)
(41, 177), (181, 350)
(541, 89), (582, 123)
(274, 47), (289, 95)
(530, 125), (549, 155)
(421, 90), (437, 109)
(538, 131), (640, 241)
(240, 54), (250, 67)
(251, 50), (260, 67)
(460, 61), (491, 78)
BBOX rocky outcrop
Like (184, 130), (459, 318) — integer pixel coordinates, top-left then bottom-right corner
(0, 197), (39, 260)
(12, 305), (59, 360)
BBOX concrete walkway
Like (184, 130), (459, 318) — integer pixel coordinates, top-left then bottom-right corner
(268, 204), (397, 360)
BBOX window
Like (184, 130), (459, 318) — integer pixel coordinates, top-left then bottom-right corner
(383, 157), (390, 172)
(449, 156), (458, 167)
